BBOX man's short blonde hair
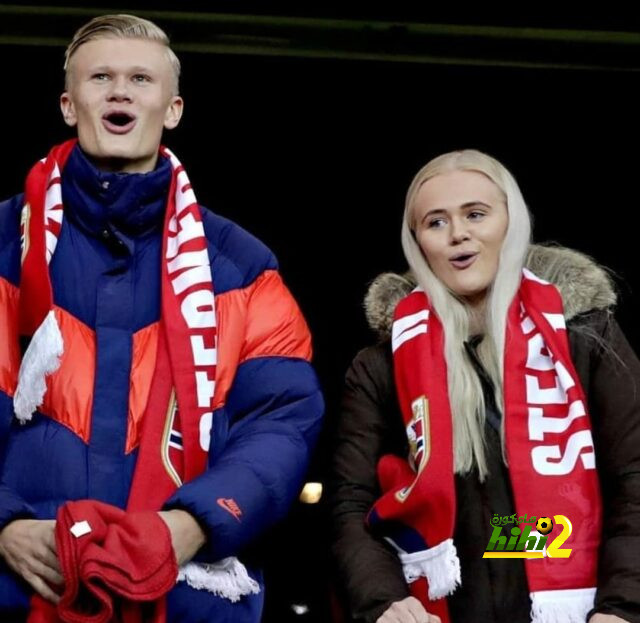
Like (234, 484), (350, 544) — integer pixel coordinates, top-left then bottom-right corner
(64, 14), (181, 94)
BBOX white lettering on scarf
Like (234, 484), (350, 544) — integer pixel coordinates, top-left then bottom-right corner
(163, 149), (217, 452)
(522, 312), (595, 475)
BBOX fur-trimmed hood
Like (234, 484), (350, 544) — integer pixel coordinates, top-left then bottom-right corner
(364, 244), (617, 338)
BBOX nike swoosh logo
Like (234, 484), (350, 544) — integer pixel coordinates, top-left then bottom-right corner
(217, 497), (242, 521)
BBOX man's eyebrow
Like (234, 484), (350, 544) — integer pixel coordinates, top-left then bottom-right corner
(87, 65), (155, 73)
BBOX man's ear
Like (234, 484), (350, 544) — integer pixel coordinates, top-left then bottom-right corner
(164, 95), (184, 130)
(60, 92), (78, 127)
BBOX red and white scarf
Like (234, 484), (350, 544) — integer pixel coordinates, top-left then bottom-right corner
(370, 269), (602, 623)
(15, 140), (259, 605)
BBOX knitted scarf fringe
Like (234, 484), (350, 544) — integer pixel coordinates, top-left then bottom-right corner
(398, 538), (461, 600)
(178, 558), (261, 603)
(530, 587), (596, 623)
(14, 309), (63, 423)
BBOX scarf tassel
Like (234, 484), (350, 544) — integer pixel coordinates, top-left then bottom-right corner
(530, 588), (596, 623)
(399, 538), (461, 600)
(14, 309), (63, 423)
(178, 558), (261, 603)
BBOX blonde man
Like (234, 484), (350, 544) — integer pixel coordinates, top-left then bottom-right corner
(0, 14), (323, 621)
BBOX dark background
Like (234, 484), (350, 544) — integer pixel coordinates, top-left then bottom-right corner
(1, 4), (639, 621)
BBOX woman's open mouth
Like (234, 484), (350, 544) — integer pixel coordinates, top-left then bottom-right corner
(449, 252), (478, 269)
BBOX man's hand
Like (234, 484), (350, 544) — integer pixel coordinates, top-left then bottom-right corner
(377, 596), (441, 623)
(158, 509), (206, 566)
(589, 614), (630, 623)
(0, 519), (62, 603)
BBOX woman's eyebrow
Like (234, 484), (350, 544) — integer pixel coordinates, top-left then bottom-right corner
(460, 200), (492, 210)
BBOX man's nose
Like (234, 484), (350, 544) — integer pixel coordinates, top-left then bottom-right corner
(107, 76), (132, 101)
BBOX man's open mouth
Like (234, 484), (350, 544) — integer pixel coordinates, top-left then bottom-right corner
(102, 112), (136, 133)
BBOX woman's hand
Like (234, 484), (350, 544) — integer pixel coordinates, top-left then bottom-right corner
(376, 596), (441, 623)
(0, 519), (63, 603)
(589, 615), (630, 623)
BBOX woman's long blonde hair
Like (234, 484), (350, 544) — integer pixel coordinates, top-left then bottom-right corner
(401, 150), (532, 480)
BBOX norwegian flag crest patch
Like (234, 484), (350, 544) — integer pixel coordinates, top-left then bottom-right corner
(407, 396), (430, 474)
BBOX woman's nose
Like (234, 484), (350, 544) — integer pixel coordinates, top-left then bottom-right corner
(450, 218), (470, 243)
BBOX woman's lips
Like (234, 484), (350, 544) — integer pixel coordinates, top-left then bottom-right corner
(450, 253), (478, 269)
(101, 117), (136, 134)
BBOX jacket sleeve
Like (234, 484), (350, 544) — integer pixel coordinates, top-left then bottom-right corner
(0, 482), (36, 532)
(0, 195), (37, 533)
(163, 269), (324, 561)
(572, 312), (640, 623)
(330, 344), (410, 623)
(0, 374), (36, 533)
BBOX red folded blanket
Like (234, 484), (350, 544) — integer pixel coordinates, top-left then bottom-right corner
(28, 500), (178, 623)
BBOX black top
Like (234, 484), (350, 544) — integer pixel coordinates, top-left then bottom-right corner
(451, 338), (530, 623)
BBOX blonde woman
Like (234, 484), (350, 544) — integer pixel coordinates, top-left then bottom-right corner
(331, 150), (639, 623)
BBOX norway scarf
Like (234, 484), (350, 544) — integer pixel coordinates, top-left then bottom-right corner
(369, 269), (602, 623)
(15, 141), (258, 618)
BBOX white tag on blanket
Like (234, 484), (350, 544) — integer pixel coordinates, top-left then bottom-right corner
(70, 520), (91, 538)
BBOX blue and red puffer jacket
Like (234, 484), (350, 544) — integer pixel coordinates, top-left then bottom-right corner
(0, 146), (324, 621)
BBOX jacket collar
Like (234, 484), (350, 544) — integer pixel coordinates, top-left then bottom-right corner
(60, 144), (172, 238)
(364, 244), (617, 338)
